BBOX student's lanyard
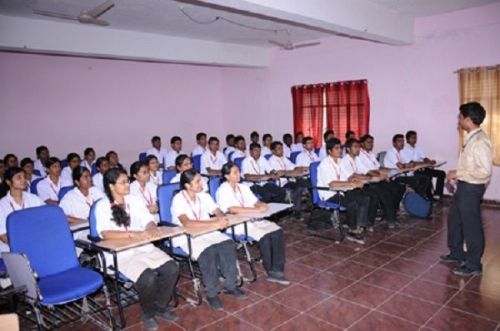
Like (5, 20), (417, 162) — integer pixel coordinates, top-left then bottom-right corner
(82, 191), (93, 208)
(276, 157), (286, 170)
(348, 156), (357, 173)
(182, 191), (201, 220)
(328, 157), (341, 180)
(210, 152), (217, 166)
(139, 185), (153, 205)
(396, 150), (403, 163)
(251, 159), (261, 174)
(232, 184), (245, 207)
(462, 130), (481, 151)
(362, 150), (378, 167)
(150, 172), (159, 186)
(9, 199), (25, 212)
(50, 180), (60, 197)
(306, 150), (315, 161)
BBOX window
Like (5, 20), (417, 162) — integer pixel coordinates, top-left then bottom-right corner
(458, 65), (500, 165)
(291, 80), (370, 147)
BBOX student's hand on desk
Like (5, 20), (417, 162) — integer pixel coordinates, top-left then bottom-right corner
(148, 204), (159, 214)
(350, 179), (364, 189)
(256, 204), (269, 213)
(215, 217), (229, 229)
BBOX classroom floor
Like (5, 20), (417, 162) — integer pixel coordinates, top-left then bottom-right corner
(44, 203), (500, 330)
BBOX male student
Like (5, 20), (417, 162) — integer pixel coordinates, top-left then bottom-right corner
(192, 132), (207, 157)
(295, 136), (320, 168)
(282, 133), (293, 158)
(384, 134), (431, 199)
(261, 134), (273, 157)
(223, 134), (236, 158)
(291, 132), (304, 152)
(319, 130), (335, 160)
(403, 130), (446, 200)
(231, 135), (247, 161)
(147, 136), (169, 167)
(34, 145), (50, 177)
(241, 143), (285, 203)
(164, 136), (183, 170)
(200, 137), (227, 176)
(247, 131), (260, 155)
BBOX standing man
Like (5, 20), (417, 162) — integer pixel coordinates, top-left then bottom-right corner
(441, 102), (492, 276)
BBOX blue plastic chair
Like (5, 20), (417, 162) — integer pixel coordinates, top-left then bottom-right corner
(33, 169), (42, 177)
(228, 151), (235, 162)
(314, 148), (320, 156)
(138, 152), (147, 162)
(5, 205), (114, 328)
(264, 154), (272, 160)
(208, 176), (221, 201)
(162, 169), (177, 184)
(233, 157), (245, 171)
(30, 177), (45, 196)
(91, 163), (98, 176)
(192, 154), (202, 172)
(58, 185), (74, 201)
(290, 151), (300, 164)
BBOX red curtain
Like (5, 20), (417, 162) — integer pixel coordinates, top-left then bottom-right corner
(325, 80), (370, 142)
(291, 85), (324, 148)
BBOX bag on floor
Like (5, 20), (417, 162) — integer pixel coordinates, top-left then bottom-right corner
(403, 191), (432, 219)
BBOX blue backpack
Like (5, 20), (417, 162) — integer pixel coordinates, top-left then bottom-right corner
(403, 191), (432, 219)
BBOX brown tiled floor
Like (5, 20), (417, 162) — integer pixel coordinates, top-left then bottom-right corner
(25, 204), (500, 330)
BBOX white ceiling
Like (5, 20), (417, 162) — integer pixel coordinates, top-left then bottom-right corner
(371, 0), (499, 16)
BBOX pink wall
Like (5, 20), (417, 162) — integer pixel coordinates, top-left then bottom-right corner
(219, 2), (500, 200)
(0, 2), (499, 198)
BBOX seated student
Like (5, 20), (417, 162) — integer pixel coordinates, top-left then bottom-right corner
(95, 168), (179, 328)
(59, 166), (104, 242)
(146, 155), (163, 186)
(247, 131), (260, 155)
(20, 158), (40, 194)
(342, 131), (356, 156)
(129, 161), (159, 221)
(282, 133), (293, 158)
(0, 160), (5, 184)
(201, 136), (227, 176)
(0, 167), (44, 254)
(261, 134), (273, 157)
(81, 147), (96, 172)
(268, 141), (309, 217)
(61, 153), (82, 187)
(403, 130), (445, 200)
(291, 132), (304, 152)
(164, 136), (183, 170)
(341, 139), (399, 229)
(358, 135), (405, 212)
(34, 145), (50, 177)
(385, 134), (431, 199)
(217, 162), (289, 285)
(3, 154), (18, 170)
(241, 143), (286, 203)
(295, 136), (320, 167)
(147, 136), (168, 168)
(36, 157), (62, 205)
(319, 130), (335, 160)
(106, 150), (124, 170)
(230, 135), (247, 161)
(192, 132), (207, 157)
(317, 138), (370, 244)
(171, 155), (209, 192)
(171, 169), (246, 309)
(223, 134), (236, 159)
(92, 157), (109, 193)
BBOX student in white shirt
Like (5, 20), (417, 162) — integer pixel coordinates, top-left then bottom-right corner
(34, 145), (50, 177)
(92, 157), (109, 193)
(247, 131), (260, 154)
(95, 168), (179, 328)
(146, 155), (163, 186)
(230, 135), (247, 161)
(0, 167), (44, 253)
(404, 130), (445, 200)
(261, 134), (273, 157)
(317, 138), (370, 244)
(282, 133), (293, 158)
(241, 143), (286, 203)
(192, 132), (207, 157)
(106, 150), (124, 171)
(295, 136), (320, 168)
(164, 136), (183, 170)
(129, 161), (159, 221)
(81, 147), (96, 172)
(342, 139), (399, 229)
(171, 169), (246, 309)
(201, 137), (227, 176)
(36, 157), (62, 205)
(291, 132), (304, 152)
(170, 155), (209, 192)
(341, 131), (356, 156)
(3, 154), (18, 170)
(61, 153), (81, 187)
(268, 141), (309, 217)
(384, 134), (431, 199)
(319, 130), (335, 160)
(223, 134), (236, 159)
(147, 136), (169, 168)
(217, 163), (289, 285)
(20, 158), (40, 194)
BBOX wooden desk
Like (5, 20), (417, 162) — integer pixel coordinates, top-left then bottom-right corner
(182, 214), (253, 238)
(69, 219), (89, 232)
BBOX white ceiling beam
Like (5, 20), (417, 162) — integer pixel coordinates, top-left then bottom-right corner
(194, 0), (415, 45)
(0, 14), (271, 67)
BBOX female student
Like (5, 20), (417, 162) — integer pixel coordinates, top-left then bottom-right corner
(129, 161), (159, 220)
(36, 157), (62, 205)
(146, 155), (163, 186)
(171, 155), (208, 192)
(59, 167), (105, 242)
(171, 169), (246, 310)
(92, 157), (109, 193)
(106, 150), (124, 170)
(217, 162), (289, 285)
(61, 153), (82, 187)
(81, 147), (96, 172)
(94, 168), (179, 329)
(0, 167), (44, 254)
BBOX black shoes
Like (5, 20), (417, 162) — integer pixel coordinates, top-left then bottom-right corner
(224, 287), (248, 300)
(207, 295), (224, 310)
(453, 265), (482, 277)
(440, 254), (464, 264)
